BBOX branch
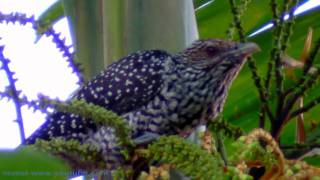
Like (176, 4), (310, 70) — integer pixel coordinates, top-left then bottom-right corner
(264, 0), (280, 92)
(290, 95), (320, 119)
(302, 32), (320, 76)
(228, 0), (274, 122)
(43, 27), (84, 84)
(279, 33), (320, 122)
(228, 0), (245, 41)
(283, 66), (320, 122)
(0, 46), (26, 143)
(272, 0), (298, 117)
(226, 0), (251, 40)
(281, 143), (320, 150)
(259, 108), (266, 128)
(285, 35), (320, 96)
(0, 12), (84, 85)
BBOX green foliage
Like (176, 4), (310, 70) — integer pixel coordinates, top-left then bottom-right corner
(208, 118), (244, 139)
(145, 135), (224, 179)
(224, 167), (254, 180)
(1, 0), (320, 179)
(304, 156), (320, 167)
(197, 0), (280, 39)
(112, 168), (127, 180)
(35, 1), (64, 40)
(229, 136), (277, 168)
(0, 148), (69, 180)
(31, 138), (103, 170)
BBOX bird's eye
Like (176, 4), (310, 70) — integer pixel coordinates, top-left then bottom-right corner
(206, 46), (218, 56)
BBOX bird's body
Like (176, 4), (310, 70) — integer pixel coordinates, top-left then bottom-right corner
(25, 39), (259, 169)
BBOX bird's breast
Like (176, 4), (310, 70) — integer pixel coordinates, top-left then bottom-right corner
(122, 70), (228, 137)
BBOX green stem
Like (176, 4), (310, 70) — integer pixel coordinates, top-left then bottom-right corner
(302, 36), (320, 75)
(275, 1), (300, 127)
(259, 108), (266, 128)
(215, 132), (228, 166)
(264, 0), (280, 93)
(228, 0), (274, 122)
(284, 36), (320, 96)
(273, 0), (293, 118)
(290, 95), (320, 119)
(283, 64), (320, 123)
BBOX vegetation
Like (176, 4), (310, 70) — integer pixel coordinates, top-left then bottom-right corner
(1, 0), (320, 179)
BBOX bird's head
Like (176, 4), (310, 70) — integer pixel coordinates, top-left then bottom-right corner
(176, 39), (260, 120)
(180, 39), (260, 74)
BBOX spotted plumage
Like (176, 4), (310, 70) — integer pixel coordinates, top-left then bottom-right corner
(26, 39), (259, 169)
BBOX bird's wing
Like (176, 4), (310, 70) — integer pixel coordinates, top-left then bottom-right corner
(75, 50), (171, 114)
(25, 50), (171, 144)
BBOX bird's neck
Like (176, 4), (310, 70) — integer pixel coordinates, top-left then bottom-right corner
(162, 67), (228, 125)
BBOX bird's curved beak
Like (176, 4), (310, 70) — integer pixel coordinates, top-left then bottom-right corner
(234, 42), (260, 57)
(221, 42), (260, 65)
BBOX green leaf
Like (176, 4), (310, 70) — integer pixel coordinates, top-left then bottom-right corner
(303, 156), (320, 167)
(196, 0), (306, 39)
(197, 0), (272, 39)
(35, 1), (64, 42)
(0, 148), (69, 180)
(193, 0), (213, 9)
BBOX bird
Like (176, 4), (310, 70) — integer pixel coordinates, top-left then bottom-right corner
(25, 39), (259, 170)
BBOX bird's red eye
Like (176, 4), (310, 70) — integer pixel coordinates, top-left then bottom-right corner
(206, 46), (218, 56)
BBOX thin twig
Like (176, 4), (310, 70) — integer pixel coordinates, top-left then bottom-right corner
(275, 1), (300, 130)
(226, 0), (252, 40)
(292, 27), (312, 144)
(43, 27), (84, 84)
(0, 46), (25, 143)
(280, 33), (320, 123)
(302, 34), (320, 76)
(259, 108), (265, 128)
(284, 36), (320, 96)
(281, 143), (320, 150)
(273, 0), (295, 118)
(0, 12), (84, 85)
(283, 65), (320, 121)
(228, 0), (274, 121)
(290, 95), (320, 119)
(264, 0), (280, 93)
(215, 132), (228, 166)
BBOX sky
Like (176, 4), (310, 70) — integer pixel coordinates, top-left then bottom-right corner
(0, 0), (319, 156)
(0, 0), (78, 149)
(0, 2), (82, 180)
